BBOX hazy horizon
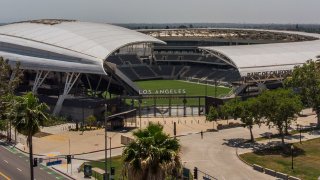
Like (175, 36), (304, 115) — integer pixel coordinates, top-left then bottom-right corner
(1, 0), (319, 24)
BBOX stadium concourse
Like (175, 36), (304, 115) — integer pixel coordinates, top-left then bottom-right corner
(0, 19), (320, 121)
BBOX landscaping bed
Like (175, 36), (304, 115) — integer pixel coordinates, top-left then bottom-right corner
(240, 138), (320, 180)
(80, 156), (123, 180)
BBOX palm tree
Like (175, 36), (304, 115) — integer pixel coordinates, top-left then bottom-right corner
(122, 123), (181, 180)
(12, 92), (48, 180)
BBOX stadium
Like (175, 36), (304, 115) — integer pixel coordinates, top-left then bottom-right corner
(0, 19), (320, 123)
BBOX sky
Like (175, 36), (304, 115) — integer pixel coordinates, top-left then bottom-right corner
(1, 0), (319, 24)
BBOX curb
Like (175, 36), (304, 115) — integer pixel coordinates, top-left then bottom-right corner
(234, 143), (302, 180)
(52, 167), (77, 180)
(235, 146), (253, 167)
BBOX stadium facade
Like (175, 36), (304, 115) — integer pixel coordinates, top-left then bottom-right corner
(0, 19), (164, 116)
(0, 19), (320, 118)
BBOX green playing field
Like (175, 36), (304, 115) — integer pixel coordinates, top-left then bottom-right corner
(131, 80), (231, 106)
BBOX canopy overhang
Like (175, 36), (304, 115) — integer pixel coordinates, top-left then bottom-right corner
(200, 30), (320, 77)
(0, 20), (165, 74)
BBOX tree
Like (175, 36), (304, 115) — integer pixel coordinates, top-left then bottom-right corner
(122, 123), (181, 180)
(85, 115), (96, 130)
(0, 57), (22, 140)
(221, 98), (242, 120)
(12, 92), (49, 180)
(206, 106), (219, 129)
(258, 89), (303, 146)
(285, 60), (320, 127)
(237, 98), (263, 142)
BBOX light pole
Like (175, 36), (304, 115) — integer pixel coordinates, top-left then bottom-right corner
(214, 79), (217, 97)
(108, 136), (112, 180)
(291, 145), (294, 170)
(104, 104), (108, 178)
(138, 99), (142, 129)
(205, 80), (207, 97)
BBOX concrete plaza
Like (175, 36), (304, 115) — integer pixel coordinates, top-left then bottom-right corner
(2, 108), (318, 179)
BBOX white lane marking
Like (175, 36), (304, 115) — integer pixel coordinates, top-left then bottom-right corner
(17, 168), (22, 172)
(3, 160), (8, 164)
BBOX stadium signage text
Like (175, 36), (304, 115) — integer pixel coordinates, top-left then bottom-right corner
(246, 70), (292, 78)
(139, 89), (187, 95)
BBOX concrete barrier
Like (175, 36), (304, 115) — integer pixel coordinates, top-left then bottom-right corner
(253, 164), (264, 172)
(276, 172), (288, 179)
(288, 176), (301, 180)
(121, 135), (133, 145)
(264, 168), (276, 177)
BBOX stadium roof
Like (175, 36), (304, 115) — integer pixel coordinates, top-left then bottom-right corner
(200, 30), (320, 77)
(0, 19), (165, 74)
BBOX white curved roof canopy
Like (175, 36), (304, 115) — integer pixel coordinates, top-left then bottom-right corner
(0, 20), (165, 74)
(200, 30), (320, 77)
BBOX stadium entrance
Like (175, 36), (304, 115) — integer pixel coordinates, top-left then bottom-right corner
(122, 95), (206, 117)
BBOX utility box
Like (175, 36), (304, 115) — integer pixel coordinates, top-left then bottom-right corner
(84, 164), (92, 177)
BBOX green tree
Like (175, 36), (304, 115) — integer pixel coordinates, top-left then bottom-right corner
(285, 60), (320, 127)
(122, 123), (181, 180)
(13, 92), (49, 180)
(0, 57), (22, 140)
(258, 89), (303, 145)
(85, 115), (96, 130)
(237, 98), (263, 142)
(206, 106), (219, 129)
(221, 97), (242, 120)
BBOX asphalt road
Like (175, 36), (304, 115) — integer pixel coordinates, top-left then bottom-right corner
(0, 143), (67, 180)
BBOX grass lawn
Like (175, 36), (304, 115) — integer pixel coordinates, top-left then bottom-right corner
(133, 80), (231, 106)
(81, 156), (123, 180)
(240, 138), (320, 180)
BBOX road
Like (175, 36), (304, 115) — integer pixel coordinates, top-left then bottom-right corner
(0, 143), (67, 180)
(179, 125), (276, 180)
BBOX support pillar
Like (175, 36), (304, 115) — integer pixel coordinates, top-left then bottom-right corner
(53, 72), (80, 116)
(32, 70), (49, 94)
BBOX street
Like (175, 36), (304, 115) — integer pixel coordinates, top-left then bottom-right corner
(0, 143), (67, 180)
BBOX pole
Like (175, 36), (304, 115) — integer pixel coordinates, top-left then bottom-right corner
(214, 79), (217, 97)
(109, 137), (112, 180)
(104, 104), (108, 178)
(67, 138), (72, 173)
(299, 125), (302, 144)
(173, 122), (176, 138)
(291, 146), (294, 170)
(139, 99), (141, 129)
(205, 80), (207, 97)
(29, 133), (34, 180)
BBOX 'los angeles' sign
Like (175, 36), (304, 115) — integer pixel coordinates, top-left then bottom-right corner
(139, 89), (187, 95)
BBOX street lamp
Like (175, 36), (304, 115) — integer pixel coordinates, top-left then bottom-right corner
(104, 104), (108, 178)
(107, 136), (112, 179)
(291, 145), (294, 170)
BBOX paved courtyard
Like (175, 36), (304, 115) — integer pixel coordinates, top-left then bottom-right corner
(1, 109), (318, 179)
